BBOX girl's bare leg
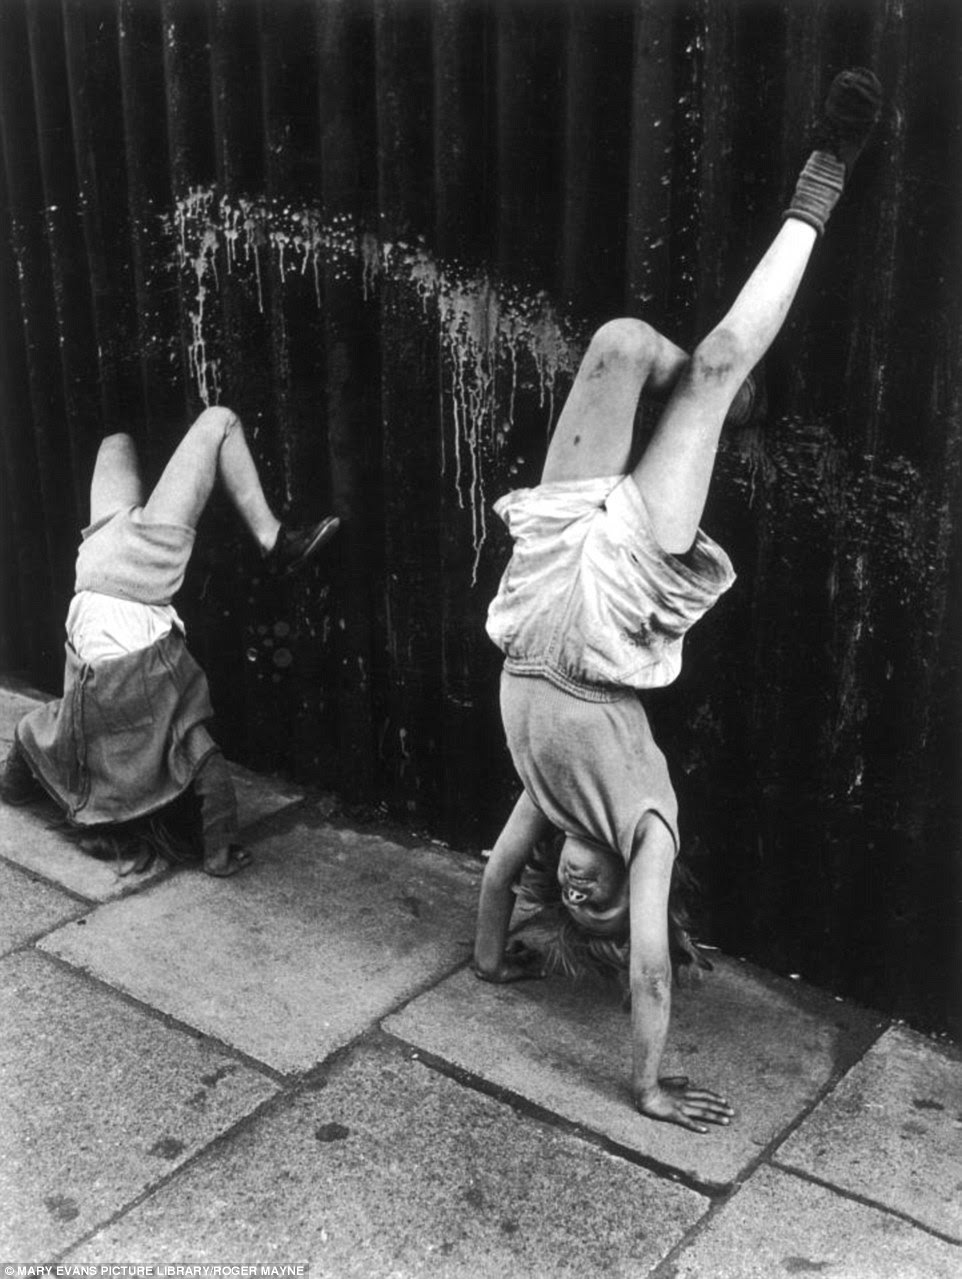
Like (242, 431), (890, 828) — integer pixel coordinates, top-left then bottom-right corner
(89, 434), (144, 526)
(141, 407), (280, 549)
(632, 219), (818, 555)
(542, 320), (690, 484)
(633, 67), (882, 554)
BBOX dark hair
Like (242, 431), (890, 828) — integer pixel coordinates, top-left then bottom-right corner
(54, 790), (203, 874)
(515, 830), (713, 988)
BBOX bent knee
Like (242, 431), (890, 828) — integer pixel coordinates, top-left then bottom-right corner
(585, 318), (661, 373)
(187, 405), (240, 445)
(684, 328), (747, 391)
(97, 432), (136, 459)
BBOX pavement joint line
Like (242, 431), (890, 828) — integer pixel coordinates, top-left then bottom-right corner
(648, 1181), (749, 1279)
(46, 1029), (448, 1265)
(676, 1011), (893, 1203)
(0, 825), (179, 904)
(377, 1029), (730, 1200)
(0, 847), (100, 905)
(47, 1082), (297, 1266)
(1, 905), (92, 959)
(287, 1023), (386, 1093)
(30, 914), (476, 1091)
(24, 945), (291, 1088)
(769, 1159), (962, 1249)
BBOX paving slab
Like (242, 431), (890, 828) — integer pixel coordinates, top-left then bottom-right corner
(667, 1164), (960, 1278)
(40, 819), (482, 1074)
(0, 859), (83, 955)
(0, 950), (278, 1259)
(776, 1023), (962, 1242)
(0, 754), (300, 903)
(0, 798), (166, 902)
(69, 1038), (708, 1275)
(384, 957), (883, 1189)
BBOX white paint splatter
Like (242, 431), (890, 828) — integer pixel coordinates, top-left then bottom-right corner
(168, 189), (579, 577)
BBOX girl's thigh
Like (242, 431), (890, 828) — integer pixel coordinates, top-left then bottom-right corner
(542, 322), (658, 484)
(89, 434), (144, 526)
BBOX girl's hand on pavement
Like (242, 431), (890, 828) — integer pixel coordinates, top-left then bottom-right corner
(634, 1075), (734, 1133)
(473, 940), (545, 984)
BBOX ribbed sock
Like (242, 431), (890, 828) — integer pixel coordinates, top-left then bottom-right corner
(784, 151), (846, 235)
(783, 67), (882, 235)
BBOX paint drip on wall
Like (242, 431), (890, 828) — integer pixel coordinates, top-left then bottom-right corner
(169, 188), (580, 580)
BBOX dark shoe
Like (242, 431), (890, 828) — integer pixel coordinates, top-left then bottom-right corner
(265, 516), (340, 578)
(0, 742), (42, 806)
(813, 67), (882, 175)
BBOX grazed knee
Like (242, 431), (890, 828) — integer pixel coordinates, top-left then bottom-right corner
(584, 318), (661, 378)
(684, 328), (746, 391)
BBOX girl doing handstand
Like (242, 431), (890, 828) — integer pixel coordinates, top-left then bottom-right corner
(2, 407), (338, 876)
(476, 69), (882, 1132)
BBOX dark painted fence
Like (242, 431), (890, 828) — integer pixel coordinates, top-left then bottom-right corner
(1, 0), (959, 1032)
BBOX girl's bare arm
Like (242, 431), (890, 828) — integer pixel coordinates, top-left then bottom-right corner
(628, 816), (734, 1132)
(474, 794), (551, 982)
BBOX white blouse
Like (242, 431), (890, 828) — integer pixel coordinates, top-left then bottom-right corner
(66, 590), (185, 664)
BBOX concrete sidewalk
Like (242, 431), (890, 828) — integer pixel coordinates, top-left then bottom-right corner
(1, 684), (959, 1277)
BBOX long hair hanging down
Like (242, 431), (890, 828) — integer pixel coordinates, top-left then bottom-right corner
(54, 790), (203, 874)
(514, 830), (714, 989)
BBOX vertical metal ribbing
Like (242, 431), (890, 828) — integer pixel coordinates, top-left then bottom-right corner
(840, 0), (961, 1024)
(624, 0), (678, 331)
(209, 0), (267, 421)
(431, 0), (502, 844)
(558, 0), (635, 324)
(62, 0), (144, 452)
(494, 0), (565, 287)
(25, 0), (98, 524)
(256, 0), (341, 783)
(203, 0), (269, 767)
(0, 0), (77, 654)
(0, 142), (58, 678)
(116, 0), (185, 462)
(159, 0), (217, 430)
(374, 0), (443, 819)
(317, 0), (381, 801)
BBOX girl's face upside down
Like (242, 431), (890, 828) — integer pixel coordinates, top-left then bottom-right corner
(557, 837), (630, 937)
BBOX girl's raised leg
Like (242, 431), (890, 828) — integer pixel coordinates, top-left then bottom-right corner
(142, 406), (339, 573)
(89, 434), (144, 527)
(542, 320), (689, 484)
(633, 219), (818, 554)
(142, 407), (280, 548)
(632, 67), (882, 555)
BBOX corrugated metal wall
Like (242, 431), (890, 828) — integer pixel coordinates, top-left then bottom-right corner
(1, 0), (959, 1031)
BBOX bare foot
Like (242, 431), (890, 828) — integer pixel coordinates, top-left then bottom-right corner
(203, 843), (253, 878)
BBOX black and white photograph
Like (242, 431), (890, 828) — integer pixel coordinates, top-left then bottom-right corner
(0, 1), (959, 1274)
